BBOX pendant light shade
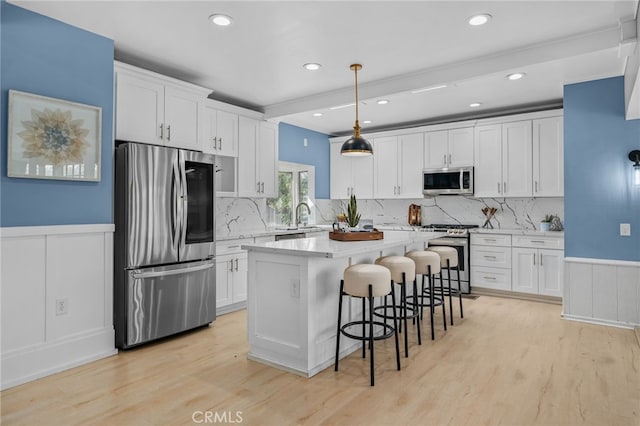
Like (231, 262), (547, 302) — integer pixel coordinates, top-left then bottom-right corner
(341, 64), (373, 156)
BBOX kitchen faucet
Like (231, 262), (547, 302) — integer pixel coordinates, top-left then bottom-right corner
(295, 202), (311, 227)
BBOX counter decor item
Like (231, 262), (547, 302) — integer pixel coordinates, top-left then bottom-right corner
(330, 195), (384, 240)
(481, 207), (497, 229)
(345, 194), (361, 229)
(408, 204), (421, 226)
(539, 214), (554, 231)
(549, 215), (564, 231)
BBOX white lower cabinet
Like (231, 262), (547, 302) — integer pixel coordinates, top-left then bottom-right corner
(470, 234), (512, 291)
(512, 247), (563, 297)
(471, 232), (563, 298)
(216, 252), (248, 312)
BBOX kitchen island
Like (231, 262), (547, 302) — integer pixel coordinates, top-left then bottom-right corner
(241, 230), (446, 377)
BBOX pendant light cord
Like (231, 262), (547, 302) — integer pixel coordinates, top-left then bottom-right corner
(351, 64), (362, 138)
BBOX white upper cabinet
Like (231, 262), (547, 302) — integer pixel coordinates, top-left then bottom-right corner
(237, 117), (278, 198)
(201, 102), (238, 156)
(373, 133), (423, 199)
(424, 127), (473, 169)
(532, 117), (564, 197)
(502, 121), (533, 197)
(115, 63), (208, 151)
(330, 142), (374, 199)
(474, 121), (532, 197)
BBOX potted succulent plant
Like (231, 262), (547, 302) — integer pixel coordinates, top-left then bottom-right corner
(345, 194), (361, 231)
(539, 214), (554, 231)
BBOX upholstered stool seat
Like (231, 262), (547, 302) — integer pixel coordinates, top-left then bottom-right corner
(427, 246), (463, 325)
(405, 250), (447, 340)
(335, 264), (400, 386)
(373, 256), (420, 357)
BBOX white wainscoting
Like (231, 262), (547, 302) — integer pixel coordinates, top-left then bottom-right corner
(564, 257), (640, 328)
(1, 224), (117, 390)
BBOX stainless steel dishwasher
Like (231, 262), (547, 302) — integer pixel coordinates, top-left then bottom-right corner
(274, 232), (306, 241)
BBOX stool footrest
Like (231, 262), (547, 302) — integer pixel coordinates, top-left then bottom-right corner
(340, 321), (395, 341)
(406, 294), (444, 308)
(372, 304), (419, 320)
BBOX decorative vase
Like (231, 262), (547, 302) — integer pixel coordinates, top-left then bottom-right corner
(539, 222), (551, 231)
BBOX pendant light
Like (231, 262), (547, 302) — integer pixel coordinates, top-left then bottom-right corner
(340, 64), (373, 156)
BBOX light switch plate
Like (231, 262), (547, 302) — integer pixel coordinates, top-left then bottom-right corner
(620, 223), (631, 236)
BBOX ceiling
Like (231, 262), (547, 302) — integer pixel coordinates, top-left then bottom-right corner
(11, 0), (639, 136)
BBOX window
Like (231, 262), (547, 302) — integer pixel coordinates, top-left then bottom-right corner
(267, 162), (315, 227)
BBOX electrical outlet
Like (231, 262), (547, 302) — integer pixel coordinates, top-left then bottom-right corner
(290, 279), (300, 298)
(620, 223), (631, 236)
(303, 138), (308, 147)
(55, 298), (68, 315)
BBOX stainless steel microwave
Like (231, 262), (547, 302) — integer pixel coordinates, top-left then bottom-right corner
(423, 167), (473, 195)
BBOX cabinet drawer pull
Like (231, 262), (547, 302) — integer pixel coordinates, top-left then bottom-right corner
(483, 238), (497, 242)
(160, 124), (164, 140)
(229, 260), (234, 272)
(448, 153), (452, 165)
(497, 182), (501, 194)
(234, 258), (239, 271)
(443, 154), (447, 166)
(483, 276), (497, 280)
(483, 255), (497, 260)
(219, 137), (222, 150)
(167, 125), (171, 141)
(530, 240), (545, 243)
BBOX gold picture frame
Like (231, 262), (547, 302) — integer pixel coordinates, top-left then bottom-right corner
(7, 90), (102, 182)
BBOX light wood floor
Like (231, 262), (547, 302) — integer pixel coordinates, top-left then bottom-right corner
(2, 296), (639, 426)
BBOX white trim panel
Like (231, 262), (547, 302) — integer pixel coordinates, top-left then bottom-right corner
(564, 257), (640, 329)
(1, 224), (116, 390)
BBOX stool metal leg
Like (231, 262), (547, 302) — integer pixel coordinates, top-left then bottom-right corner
(413, 277), (422, 346)
(439, 270), (447, 331)
(428, 266), (435, 340)
(456, 266), (464, 318)
(446, 259), (454, 326)
(368, 285), (375, 386)
(390, 284), (401, 371)
(362, 297), (366, 358)
(334, 280), (345, 372)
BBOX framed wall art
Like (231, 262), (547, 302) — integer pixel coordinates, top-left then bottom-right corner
(7, 90), (102, 182)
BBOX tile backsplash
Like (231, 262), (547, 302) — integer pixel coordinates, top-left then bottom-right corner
(216, 196), (564, 238)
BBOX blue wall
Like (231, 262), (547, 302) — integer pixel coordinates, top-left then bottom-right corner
(278, 122), (331, 199)
(1, 3), (114, 226)
(564, 76), (640, 261)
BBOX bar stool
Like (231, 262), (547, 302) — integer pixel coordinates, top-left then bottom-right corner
(373, 256), (420, 357)
(426, 246), (463, 325)
(334, 264), (401, 386)
(405, 250), (446, 340)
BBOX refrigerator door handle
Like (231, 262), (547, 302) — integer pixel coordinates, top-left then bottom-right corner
(132, 261), (215, 279)
(171, 160), (182, 251)
(178, 152), (188, 248)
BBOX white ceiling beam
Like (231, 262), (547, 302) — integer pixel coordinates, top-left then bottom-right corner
(264, 25), (621, 120)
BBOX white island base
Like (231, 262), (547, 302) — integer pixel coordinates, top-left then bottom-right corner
(242, 231), (445, 377)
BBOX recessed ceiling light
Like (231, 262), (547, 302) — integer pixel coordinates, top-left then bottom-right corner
(303, 63), (322, 71)
(507, 72), (526, 80)
(468, 14), (491, 26)
(376, 99), (389, 105)
(312, 112), (323, 117)
(469, 102), (482, 108)
(411, 84), (447, 94)
(363, 120), (372, 124)
(209, 14), (233, 26)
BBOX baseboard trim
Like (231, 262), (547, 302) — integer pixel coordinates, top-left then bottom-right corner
(471, 288), (562, 305)
(217, 301), (247, 316)
(561, 314), (636, 330)
(1, 328), (117, 390)
(635, 327), (640, 348)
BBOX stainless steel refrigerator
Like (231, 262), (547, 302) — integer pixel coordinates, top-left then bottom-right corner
(114, 142), (216, 349)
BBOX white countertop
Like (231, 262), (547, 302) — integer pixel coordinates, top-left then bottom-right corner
(217, 225), (329, 242)
(241, 230), (447, 258)
(469, 228), (564, 237)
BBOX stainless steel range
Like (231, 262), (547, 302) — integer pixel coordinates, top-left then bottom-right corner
(421, 224), (478, 293)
